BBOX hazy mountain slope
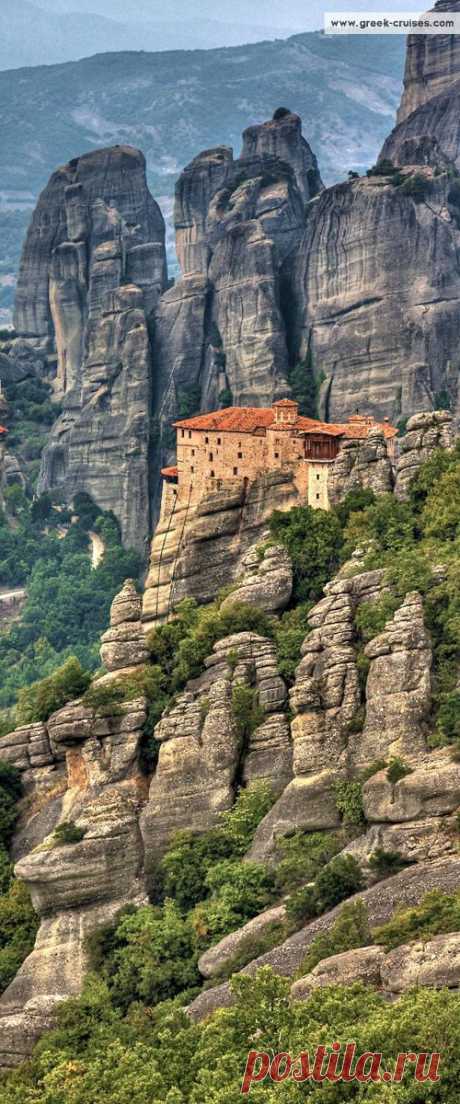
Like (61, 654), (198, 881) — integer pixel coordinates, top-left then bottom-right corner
(0, 32), (405, 198)
(0, 31), (405, 296)
(0, 0), (296, 69)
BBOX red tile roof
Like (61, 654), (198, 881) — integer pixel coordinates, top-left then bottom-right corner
(0, 426), (7, 435)
(161, 465), (178, 478)
(173, 407), (345, 436)
(173, 406), (398, 439)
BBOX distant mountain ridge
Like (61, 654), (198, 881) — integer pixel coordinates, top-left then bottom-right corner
(0, 0), (297, 70)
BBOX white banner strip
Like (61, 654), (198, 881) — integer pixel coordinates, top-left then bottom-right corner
(325, 10), (460, 33)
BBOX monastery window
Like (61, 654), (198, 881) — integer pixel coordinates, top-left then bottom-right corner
(317, 473), (320, 480)
(233, 466), (238, 475)
(209, 452), (213, 461)
(188, 431), (192, 439)
(274, 452), (279, 459)
(191, 449), (195, 456)
(190, 466), (194, 474)
(217, 437), (221, 445)
(181, 430), (185, 438)
(210, 469), (215, 478)
(205, 436), (209, 443)
(238, 451), (243, 459)
(316, 493), (320, 501)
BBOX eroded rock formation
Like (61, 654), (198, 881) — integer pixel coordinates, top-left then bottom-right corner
(142, 471), (300, 627)
(395, 409), (455, 498)
(140, 630), (292, 887)
(14, 147), (166, 553)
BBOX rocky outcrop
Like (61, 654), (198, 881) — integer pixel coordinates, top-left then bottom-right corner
(395, 409), (455, 499)
(15, 145), (166, 348)
(14, 147), (166, 554)
(291, 931), (460, 1002)
(100, 579), (150, 672)
(140, 630), (291, 887)
(362, 749), (460, 824)
(292, 168), (460, 424)
(241, 111), (323, 208)
(0, 683), (148, 1067)
(38, 280), (155, 555)
(396, 2), (460, 125)
(247, 567), (385, 862)
(198, 903), (287, 980)
(220, 543), (292, 616)
(151, 111), (322, 462)
(187, 855), (460, 1020)
(142, 471), (299, 627)
(291, 944), (385, 1001)
(328, 427), (394, 506)
(348, 591), (432, 770)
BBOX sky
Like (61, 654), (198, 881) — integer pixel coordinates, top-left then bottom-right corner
(42, 0), (429, 30)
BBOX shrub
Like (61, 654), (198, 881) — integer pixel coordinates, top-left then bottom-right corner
(368, 848), (408, 878)
(274, 830), (342, 894)
(386, 757), (413, 784)
(53, 821), (86, 845)
(435, 690), (460, 743)
(333, 780), (365, 827)
(0, 763), (22, 849)
(374, 888), (460, 950)
(231, 684), (264, 744)
(16, 657), (91, 724)
(0, 879), (38, 995)
(366, 158), (397, 176)
(360, 758), (387, 782)
(314, 854), (364, 912)
(285, 884), (318, 927)
(273, 602), (312, 684)
(157, 784), (274, 911)
(269, 505), (343, 604)
(192, 861), (277, 946)
(399, 172), (433, 201)
(333, 487), (376, 530)
(354, 593), (399, 644)
(87, 899), (200, 1011)
(299, 899), (371, 977)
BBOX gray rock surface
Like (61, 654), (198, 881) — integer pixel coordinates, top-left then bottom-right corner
(14, 146), (166, 553)
(100, 580), (150, 672)
(291, 169), (460, 424)
(395, 410), (455, 499)
(328, 427), (395, 506)
(142, 470), (300, 627)
(220, 542), (292, 616)
(140, 631), (291, 887)
(291, 932), (460, 1001)
(291, 944), (386, 1001)
(187, 855), (460, 1020)
(349, 591), (431, 770)
(198, 903), (287, 980)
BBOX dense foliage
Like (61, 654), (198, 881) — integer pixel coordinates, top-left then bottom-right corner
(0, 764), (38, 995)
(0, 494), (141, 712)
(2, 970), (459, 1102)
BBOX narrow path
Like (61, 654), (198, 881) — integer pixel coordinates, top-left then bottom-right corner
(88, 531), (105, 569)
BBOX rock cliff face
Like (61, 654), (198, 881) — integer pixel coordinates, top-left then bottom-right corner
(396, 1), (460, 125)
(14, 146), (166, 553)
(140, 629), (292, 886)
(292, 167), (460, 423)
(142, 470), (299, 627)
(395, 408), (455, 498)
(0, 688), (148, 1067)
(152, 111), (321, 471)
